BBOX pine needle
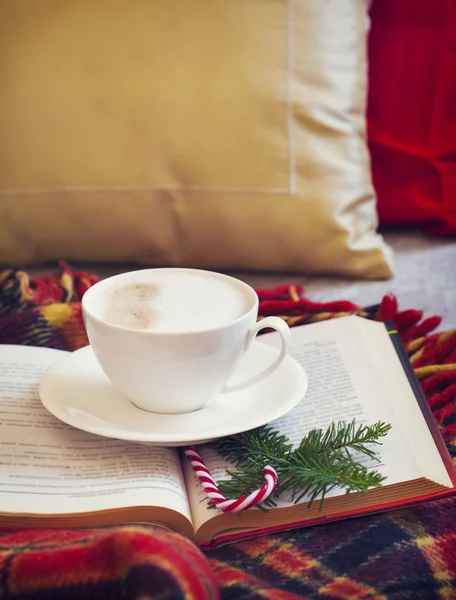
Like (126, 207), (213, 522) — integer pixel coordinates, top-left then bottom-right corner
(212, 420), (391, 510)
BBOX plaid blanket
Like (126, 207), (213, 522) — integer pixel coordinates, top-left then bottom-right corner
(0, 263), (455, 600)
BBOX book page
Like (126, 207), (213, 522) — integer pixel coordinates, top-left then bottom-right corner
(184, 316), (435, 531)
(0, 345), (192, 524)
(356, 318), (452, 487)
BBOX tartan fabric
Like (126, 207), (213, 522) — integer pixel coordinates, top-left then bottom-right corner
(0, 263), (455, 600)
(0, 527), (218, 600)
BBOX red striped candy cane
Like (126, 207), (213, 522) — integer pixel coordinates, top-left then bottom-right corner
(184, 445), (278, 512)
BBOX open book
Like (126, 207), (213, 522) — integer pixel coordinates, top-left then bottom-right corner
(0, 316), (455, 549)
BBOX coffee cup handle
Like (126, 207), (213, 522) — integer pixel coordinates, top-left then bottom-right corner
(223, 317), (291, 393)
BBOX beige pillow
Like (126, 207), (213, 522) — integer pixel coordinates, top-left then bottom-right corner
(0, 0), (393, 277)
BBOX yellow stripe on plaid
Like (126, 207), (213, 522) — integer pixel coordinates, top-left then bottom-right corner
(414, 364), (456, 379)
(41, 304), (73, 329)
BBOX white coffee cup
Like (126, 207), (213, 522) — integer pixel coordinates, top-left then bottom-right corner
(81, 268), (291, 414)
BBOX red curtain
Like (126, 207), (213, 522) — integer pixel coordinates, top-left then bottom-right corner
(367, 0), (456, 235)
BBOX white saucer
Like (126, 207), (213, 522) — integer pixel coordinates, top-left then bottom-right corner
(38, 341), (308, 447)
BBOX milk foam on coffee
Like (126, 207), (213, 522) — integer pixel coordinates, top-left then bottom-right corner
(101, 271), (251, 332)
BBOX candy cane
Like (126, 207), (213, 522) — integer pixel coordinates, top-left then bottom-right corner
(183, 445), (278, 513)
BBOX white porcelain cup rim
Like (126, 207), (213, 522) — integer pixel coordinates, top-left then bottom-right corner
(82, 267), (259, 336)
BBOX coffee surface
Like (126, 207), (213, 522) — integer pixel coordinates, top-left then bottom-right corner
(101, 272), (250, 332)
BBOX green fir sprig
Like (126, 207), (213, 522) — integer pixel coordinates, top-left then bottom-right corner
(212, 420), (392, 510)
